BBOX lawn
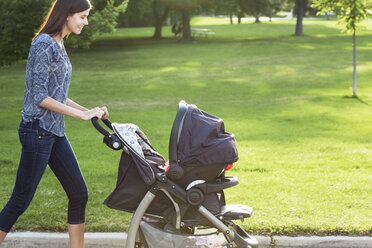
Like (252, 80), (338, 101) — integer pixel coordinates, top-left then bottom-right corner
(0, 17), (371, 236)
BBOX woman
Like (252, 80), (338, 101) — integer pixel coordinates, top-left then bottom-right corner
(0, 0), (106, 247)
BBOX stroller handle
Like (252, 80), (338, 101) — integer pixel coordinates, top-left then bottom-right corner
(91, 117), (123, 150)
(91, 117), (113, 137)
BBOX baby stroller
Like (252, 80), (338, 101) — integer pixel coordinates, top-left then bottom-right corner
(92, 100), (258, 248)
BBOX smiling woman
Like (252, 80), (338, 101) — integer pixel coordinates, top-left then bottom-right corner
(0, 0), (109, 248)
(66, 10), (90, 35)
(35, 0), (91, 41)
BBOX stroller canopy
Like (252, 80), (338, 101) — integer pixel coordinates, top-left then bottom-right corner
(175, 103), (238, 166)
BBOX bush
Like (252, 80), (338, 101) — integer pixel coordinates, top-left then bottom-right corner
(0, 0), (128, 66)
(0, 0), (50, 66)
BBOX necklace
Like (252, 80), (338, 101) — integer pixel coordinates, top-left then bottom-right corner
(52, 35), (64, 57)
(57, 42), (64, 58)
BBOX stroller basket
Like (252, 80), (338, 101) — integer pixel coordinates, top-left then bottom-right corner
(91, 100), (258, 248)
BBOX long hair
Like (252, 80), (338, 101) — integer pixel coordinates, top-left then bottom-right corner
(33, 0), (91, 41)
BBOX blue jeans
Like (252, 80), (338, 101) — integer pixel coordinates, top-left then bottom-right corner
(0, 120), (88, 232)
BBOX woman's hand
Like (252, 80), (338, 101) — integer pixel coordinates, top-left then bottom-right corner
(100, 106), (109, 120)
(82, 107), (105, 121)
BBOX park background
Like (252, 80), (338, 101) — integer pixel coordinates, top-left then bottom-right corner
(0, 0), (371, 237)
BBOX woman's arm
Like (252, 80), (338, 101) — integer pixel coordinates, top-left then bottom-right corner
(67, 98), (109, 120)
(39, 97), (104, 121)
(66, 98), (88, 111)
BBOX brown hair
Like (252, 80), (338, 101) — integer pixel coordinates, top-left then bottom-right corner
(33, 0), (91, 41)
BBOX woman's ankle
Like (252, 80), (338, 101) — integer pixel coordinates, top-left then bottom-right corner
(68, 223), (85, 248)
(0, 230), (8, 244)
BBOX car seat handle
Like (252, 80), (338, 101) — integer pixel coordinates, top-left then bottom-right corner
(169, 100), (188, 165)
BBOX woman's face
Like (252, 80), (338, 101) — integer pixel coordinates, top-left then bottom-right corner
(66, 9), (90, 35)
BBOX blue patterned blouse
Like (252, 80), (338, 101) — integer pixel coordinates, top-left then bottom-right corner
(22, 33), (72, 137)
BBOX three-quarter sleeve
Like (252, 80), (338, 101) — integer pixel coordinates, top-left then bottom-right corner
(31, 41), (52, 106)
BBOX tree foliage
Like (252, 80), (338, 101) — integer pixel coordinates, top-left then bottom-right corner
(0, 0), (50, 66)
(239, 0), (271, 22)
(117, 0), (154, 27)
(312, 0), (371, 32)
(265, 0), (286, 21)
(0, 0), (128, 66)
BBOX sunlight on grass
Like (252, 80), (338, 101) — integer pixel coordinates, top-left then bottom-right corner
(189, 82), (207, 88)
(298, 44), (316, 49)
(1, 17), (371, 235)
(357, 61), (372, 73)
(160, 66), (178, 72)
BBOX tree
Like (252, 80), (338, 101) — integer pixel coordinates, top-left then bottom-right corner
(238, 0), (271, 23)
(210, 0), (241, 24)
(153, 0), (170, 39)
(0, 0), (129, 66)
(116, 0), (169, 39)
(117, 0), (153, 27)
(236, 0), (284, 23)
(159, 0), (212, 40)
(312, 0), (372, 97)
(295, 0), (308, 35)
(0, 0), (50, 66)
(264, 0), (286, 21)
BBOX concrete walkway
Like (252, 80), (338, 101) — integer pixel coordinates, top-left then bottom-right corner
(1, 232), (371, 248)
(1, 232), (127, 248)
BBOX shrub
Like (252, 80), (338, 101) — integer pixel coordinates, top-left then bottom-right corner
(0, 0), (50, 66)
(0, 0), (128, 66)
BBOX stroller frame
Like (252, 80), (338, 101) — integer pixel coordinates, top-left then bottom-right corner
(125, 175), (258, 248)
(92, 101), (258, 248)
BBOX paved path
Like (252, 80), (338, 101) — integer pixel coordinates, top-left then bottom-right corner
(1, 232), (126, 248)
(1, 232), (371, 248)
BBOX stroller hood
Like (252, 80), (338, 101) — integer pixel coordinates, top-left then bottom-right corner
(177, 104), (238, 166)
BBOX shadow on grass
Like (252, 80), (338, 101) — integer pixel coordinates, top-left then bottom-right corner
(343, 95), (370, 105)
(91, 37), (178, 49)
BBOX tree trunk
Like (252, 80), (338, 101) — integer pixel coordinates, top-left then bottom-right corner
(153, 1), (169, 40)
(153, 22), (162, 40)
(182, 10), (192, 40)
(255, 15), (260, 23)
(230, 12), (233, 24)
(353, 29), (357, 97)
(295, 0), (305, 36)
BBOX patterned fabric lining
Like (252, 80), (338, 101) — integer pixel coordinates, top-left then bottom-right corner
(112, 123), (162, 159)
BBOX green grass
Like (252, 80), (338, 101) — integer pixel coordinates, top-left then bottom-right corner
(0, 17), (371, 235)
